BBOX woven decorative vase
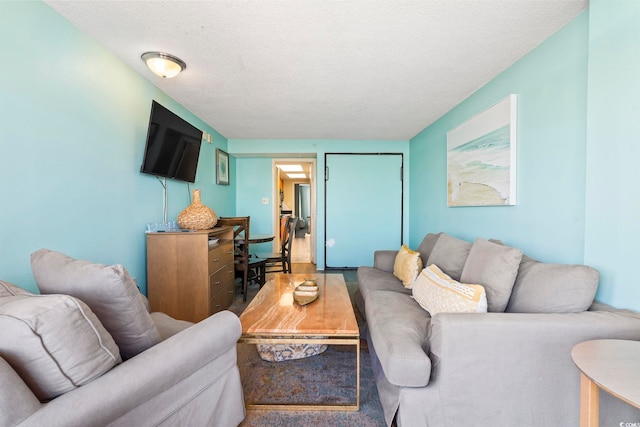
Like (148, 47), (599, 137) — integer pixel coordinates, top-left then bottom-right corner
(177, 189), (218, 230)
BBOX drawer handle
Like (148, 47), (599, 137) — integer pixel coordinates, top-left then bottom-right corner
(213, 258), (220, 262)
(228, 269), (234, 274)
(228, 290), (234, 294)
(215, 304), (221, 308)
(213, 281), (220, 285)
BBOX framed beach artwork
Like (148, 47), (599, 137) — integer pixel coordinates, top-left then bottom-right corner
(216, 148), (229, 185)
(447, 94), (517, 207)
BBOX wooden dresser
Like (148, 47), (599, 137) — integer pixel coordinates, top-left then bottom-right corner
(146, 226), (235, 322)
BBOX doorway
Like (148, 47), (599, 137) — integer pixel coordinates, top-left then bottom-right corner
(294, 183), (311, 237)
(273, 159), (316, 265)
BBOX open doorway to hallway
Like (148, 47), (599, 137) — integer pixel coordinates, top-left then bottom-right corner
(273, 159), (316, 265)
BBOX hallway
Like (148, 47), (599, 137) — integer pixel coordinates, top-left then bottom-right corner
(291, 228), (311, 264)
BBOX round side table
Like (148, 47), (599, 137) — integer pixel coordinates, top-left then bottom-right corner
(571, 339), (640, 427)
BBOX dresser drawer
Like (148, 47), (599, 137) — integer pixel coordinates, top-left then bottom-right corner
(210, 280), (235, 314)
(209, 263), (234, 295)
(208, 243), (233, 273)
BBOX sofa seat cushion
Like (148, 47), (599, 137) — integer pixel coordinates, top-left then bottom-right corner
(426, 233), (472, 281)
(507, 254), (599, 313)
(357, 266), (411, 301)
(460, 238), (523, 312)
(31, 249), (161, 360)
(0, 289), (121, 401)
(365, 290), (432, 387)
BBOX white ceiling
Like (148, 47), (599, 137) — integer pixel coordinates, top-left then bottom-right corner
(46, 0), (587, 141)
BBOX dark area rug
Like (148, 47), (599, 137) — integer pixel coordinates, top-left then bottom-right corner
(237, 343), (384, 426)
(234, 279), (386, 426)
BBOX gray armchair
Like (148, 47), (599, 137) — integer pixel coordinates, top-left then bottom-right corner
(3, 311), (245, 427)
(0, 249), (245, 427)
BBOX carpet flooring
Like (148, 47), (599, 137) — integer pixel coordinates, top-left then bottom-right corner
(230, 274), (386, 426)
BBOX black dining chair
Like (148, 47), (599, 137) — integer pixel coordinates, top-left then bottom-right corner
(254, 217), (298, 274)
(217, 216), (266, 302)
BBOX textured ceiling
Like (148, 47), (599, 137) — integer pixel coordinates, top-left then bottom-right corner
(46, 0), (587, 141)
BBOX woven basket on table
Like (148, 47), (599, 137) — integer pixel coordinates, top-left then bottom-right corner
(177, 189), (218, 230)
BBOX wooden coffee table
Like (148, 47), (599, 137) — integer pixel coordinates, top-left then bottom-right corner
(238, 273), (360, 411)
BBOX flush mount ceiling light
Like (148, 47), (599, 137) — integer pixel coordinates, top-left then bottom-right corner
(141, 52), (186, 78)
(287, 173), (306, 179)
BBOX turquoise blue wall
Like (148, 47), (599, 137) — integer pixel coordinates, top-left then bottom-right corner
(0, 2), (233, 294)
(228, 140), (410, 268)
(410, 11), (589, 264)
(411, 4), (640, 311)
(584, 0), (640, 309)
(234, 158), (274, 253)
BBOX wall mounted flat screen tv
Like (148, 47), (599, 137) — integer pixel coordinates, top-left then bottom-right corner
(140, 101), (202, 183)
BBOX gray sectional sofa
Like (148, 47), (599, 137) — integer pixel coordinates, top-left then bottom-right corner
(356, 232), (640, 427)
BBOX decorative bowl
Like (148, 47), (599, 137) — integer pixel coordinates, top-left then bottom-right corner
(293, 279), (319, 305)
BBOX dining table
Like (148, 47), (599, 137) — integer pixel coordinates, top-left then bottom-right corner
(236, 232), (275, 245)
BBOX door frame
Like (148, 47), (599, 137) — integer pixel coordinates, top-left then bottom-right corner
(272, 158), (317, 264)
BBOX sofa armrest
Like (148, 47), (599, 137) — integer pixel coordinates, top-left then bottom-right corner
(150, 311), (194, 341)
(427, 309), (640, 426)
(0, 357), (41, 426)
(430, 309), (640, 362)
(19, 310), (242, 427)
(374, 250), (398, 272)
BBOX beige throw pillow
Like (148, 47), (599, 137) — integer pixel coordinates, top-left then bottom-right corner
(0, 291), (121, 401)
(393, 245), (423, 288)
(412, 264), (487, 316)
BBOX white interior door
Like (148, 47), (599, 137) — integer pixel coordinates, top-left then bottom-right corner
(325, 153), (403, 268)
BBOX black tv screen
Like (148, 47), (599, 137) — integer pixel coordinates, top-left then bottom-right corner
(140, 101), (202, 183)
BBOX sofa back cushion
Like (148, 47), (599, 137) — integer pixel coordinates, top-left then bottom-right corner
(0, 280), (31, 297)
(417, 232), (442, 266)
(506, 254), (599, 313)
(425, 233), (472, 281)
(31, 249), (161, 360)
(0, 288), (121, 401)
(460, 238), (523, 312)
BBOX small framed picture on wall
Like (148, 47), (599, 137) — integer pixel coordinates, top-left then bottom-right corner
(216, 149), (230, 185)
